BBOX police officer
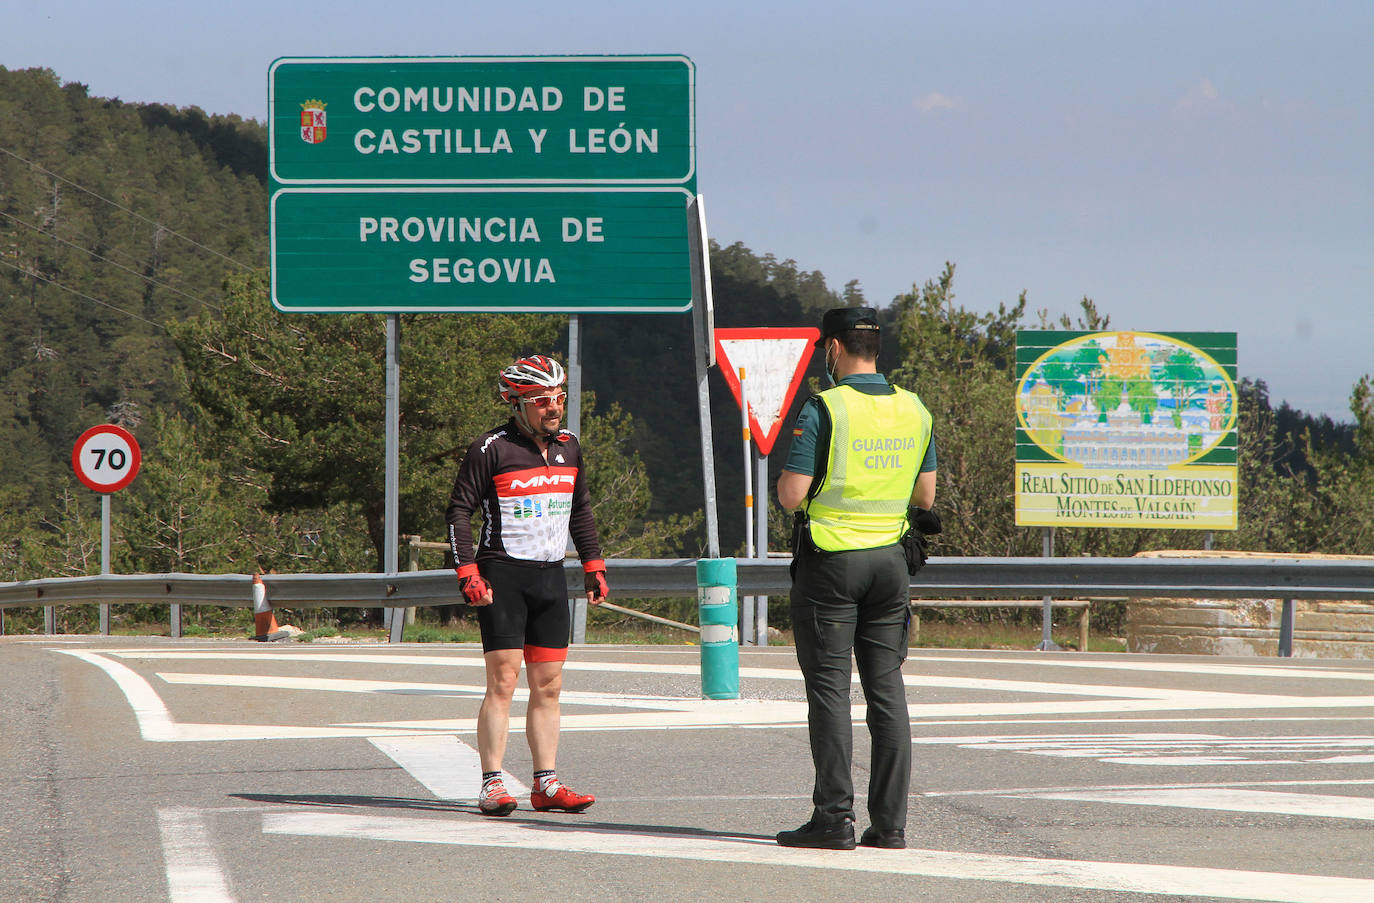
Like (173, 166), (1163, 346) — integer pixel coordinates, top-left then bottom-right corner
(775, 307), (936, 850)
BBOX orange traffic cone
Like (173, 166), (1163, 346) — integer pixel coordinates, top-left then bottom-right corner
(252, 573), (289, 641)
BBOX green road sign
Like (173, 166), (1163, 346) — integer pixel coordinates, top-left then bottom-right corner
(270, 55), (694, 186)
(270, 187), (693, 313)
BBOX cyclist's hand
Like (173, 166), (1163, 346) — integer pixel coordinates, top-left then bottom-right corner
(583, 563), (609, 605)
(457, 570), (493, 607)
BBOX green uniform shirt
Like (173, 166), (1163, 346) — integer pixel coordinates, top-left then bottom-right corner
(783, 374), (936, 482)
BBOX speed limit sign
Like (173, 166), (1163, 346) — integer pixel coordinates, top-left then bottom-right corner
(72, 424), (142, 493)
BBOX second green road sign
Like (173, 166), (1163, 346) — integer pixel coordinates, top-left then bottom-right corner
(271, 187), (693, 312)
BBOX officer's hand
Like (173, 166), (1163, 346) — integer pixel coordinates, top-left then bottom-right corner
(909, 506), (943, 536)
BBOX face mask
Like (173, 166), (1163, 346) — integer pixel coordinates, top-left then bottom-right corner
(824, 340), (838, 386)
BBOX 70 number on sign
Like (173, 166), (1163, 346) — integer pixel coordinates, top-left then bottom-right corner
(90, 446), (128, 471)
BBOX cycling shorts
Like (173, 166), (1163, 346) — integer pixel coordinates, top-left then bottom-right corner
(476, 558), (570, 661)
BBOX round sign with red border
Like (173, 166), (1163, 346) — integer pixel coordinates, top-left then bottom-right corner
(72, 424), (142, 493)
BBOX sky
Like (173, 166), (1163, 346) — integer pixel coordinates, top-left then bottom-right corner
(4, 0), (1371, 420)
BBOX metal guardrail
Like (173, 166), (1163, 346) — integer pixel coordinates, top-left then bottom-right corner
(6, 556), (1374, 655)
(6, 556), (1374, 610)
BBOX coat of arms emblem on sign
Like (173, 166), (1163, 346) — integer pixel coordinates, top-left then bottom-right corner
(299, 99), (327, 145)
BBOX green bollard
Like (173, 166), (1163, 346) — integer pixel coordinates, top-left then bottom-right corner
(697, 557), (740, 699)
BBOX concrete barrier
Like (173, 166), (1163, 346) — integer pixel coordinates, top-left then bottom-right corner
(1126, 551), (1374, 658)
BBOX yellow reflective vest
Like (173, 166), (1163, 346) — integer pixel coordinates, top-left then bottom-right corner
(804, 384), (933, 552)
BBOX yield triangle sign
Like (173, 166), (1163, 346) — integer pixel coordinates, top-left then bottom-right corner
(715, 327), (820, 456)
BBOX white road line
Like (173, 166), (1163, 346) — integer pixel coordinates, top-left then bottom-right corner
(144, 666), (1374, 725)
(60, 651), (432, 742)
(154, 665), (1228, 704)
(368, 735), (529, 800)
(156, 672), (706, 709)
(912, 716), (1374, 727)
(110, 648), (1374, 684)
(69, 649), (1374, 741)
(157, 808), (235, 903)
(112, 651), (490, 664)
(901, 694), (1374, 718)
(110, 651), (1374, 713)
(343, 699), (811, 733)
(1013, 788), (1374, 821)
(151, 671), (811, 731)
(261, 811), (1374, 902)
(60, 650), (180, 741)
(921, 655), (1374, 683)
(909, 732), (1374, 765)
(928, 777), (1374, 798)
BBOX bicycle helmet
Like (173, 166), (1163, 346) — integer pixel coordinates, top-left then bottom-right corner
(498, 355), (566, 403)
(500, 355), (567, 439)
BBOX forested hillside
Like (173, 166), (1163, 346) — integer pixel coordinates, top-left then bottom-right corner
(2, 65), (1371, 619)
(1, 66), (266, 510)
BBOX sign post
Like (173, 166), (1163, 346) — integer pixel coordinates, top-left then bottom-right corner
(713, 328), (819, 645)
(688, 195), (719, 558)
(72, 424), (142, 636)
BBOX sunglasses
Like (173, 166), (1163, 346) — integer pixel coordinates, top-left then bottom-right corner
(521, 392), (567, 408)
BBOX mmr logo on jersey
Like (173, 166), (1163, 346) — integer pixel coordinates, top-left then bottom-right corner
(510, 474), (575, 489)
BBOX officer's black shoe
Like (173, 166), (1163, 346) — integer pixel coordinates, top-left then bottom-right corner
(776, 819), (856, 850)
(859, 826), (906, 849)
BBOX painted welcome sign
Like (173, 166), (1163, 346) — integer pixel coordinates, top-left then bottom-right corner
(1014, 330), (1238, 530)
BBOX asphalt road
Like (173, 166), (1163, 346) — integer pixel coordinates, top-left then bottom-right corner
(3, 636), (1373, 903)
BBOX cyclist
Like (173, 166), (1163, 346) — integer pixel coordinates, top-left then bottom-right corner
(445, 354), (610, 816)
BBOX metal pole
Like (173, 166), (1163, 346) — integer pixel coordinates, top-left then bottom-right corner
(687, 196), (720, 558)
(738, 367), (755, 644)
(755, 455), (769, 558)
(1036, 526), (1061, 651)
(1278, 598), (1296, 657)
(385, 315), (405, 643)
(567, 315), (587, 644)
(740, 368), (754, 560)
(754, 452), (770, 645)
(100, 493), (111, 635)
(567, 315), (582, 434)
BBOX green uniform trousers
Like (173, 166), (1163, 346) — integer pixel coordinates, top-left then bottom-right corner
(790, 542), (912, 831)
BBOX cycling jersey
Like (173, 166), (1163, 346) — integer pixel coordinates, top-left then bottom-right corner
(446, 419), (603, 569)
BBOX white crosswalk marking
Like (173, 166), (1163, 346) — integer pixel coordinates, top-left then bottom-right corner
(157, 808), (235, 903)
(368, 735), (528, 800)
(262, 811), (1374, 903)
(1013, 788), (1374, 821)
(931, 732), (1374, 765)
